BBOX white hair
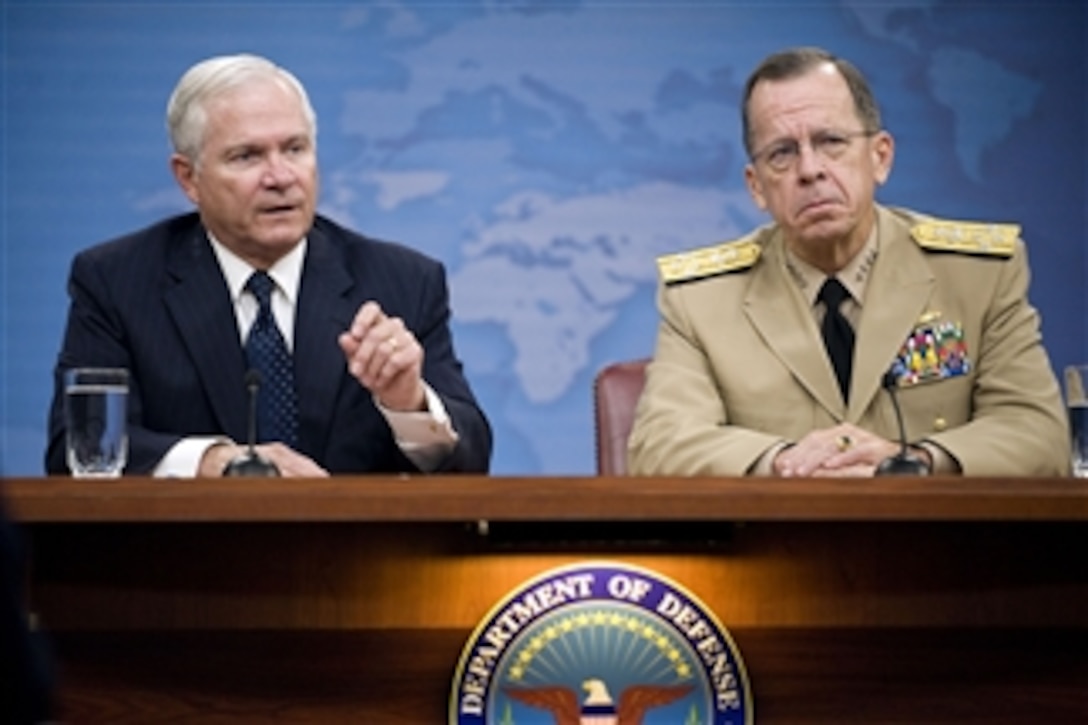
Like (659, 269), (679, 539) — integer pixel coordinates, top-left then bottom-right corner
(165, 54), (318, 161)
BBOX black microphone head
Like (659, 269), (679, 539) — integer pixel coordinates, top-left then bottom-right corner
(244, 369), (262, 390)
(222, 451), (281, 477)
(875, 452), (931, 476)
(881, 369), (898, 390)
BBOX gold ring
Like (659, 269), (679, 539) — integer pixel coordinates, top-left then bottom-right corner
(836, 435), (853, 452)
(386, 335), (399, 351)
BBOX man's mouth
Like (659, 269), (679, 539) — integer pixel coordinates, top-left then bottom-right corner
(797, 197), (838, 215)
(260, 204), (298, 215)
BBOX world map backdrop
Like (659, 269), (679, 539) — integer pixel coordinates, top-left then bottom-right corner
(3, 1), (1085, 475)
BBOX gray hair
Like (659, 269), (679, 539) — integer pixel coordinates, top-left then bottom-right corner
(741, 47), (882, 157)
(166, 54), (318, 161)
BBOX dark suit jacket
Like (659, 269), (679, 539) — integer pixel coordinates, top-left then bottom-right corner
(45, 213), (491, 475)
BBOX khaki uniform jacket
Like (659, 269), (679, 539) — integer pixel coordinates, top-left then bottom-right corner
(628, 205), (1070, 476)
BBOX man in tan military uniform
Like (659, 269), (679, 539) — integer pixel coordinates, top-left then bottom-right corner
(628, 47), (1069, 477)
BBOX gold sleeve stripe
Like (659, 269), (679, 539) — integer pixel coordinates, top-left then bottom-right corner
(911, 220), (1019, 257)
(656, 240), (760, 283)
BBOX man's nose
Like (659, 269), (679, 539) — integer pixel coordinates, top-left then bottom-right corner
(795, 141), (826, 180)
(261, 154), (296, 186)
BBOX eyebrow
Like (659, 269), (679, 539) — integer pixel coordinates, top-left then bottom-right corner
(222, 133), (311, 153)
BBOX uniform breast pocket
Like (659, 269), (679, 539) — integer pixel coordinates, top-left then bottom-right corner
(898, 374), (973, 436)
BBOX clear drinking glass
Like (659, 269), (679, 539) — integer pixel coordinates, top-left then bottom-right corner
(64, 367), (129, 478)
(1064, 364), (1088, 478)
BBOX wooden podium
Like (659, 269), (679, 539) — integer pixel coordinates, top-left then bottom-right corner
(5, 475), (1088, 723)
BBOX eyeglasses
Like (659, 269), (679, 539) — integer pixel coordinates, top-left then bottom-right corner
(751, 129), (878, 173)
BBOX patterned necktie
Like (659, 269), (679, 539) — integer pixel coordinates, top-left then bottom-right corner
(244, 271), (298, 447)
(818, 277), (855, 402)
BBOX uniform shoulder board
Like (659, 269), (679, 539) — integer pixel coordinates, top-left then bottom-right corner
(911, 219), (1019, 257)
(656, 239), (761, 284)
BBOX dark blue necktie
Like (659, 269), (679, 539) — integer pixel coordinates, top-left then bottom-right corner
(819, 277), (854, 403)
(244, 271), (298, 447)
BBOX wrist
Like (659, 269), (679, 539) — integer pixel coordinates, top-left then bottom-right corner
(907, 444), (934, 471)
(200, 442), (241, 477)
(379, 383), (428, 413)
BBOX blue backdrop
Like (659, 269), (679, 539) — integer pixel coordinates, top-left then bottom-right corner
(2, 0), (1085, 475)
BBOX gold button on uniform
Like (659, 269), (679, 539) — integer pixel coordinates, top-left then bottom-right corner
(933, 417), (948, 432)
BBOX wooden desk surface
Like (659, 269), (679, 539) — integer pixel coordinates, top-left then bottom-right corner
(6, 475), (1087, 723)
(4, 474), (1087, 522)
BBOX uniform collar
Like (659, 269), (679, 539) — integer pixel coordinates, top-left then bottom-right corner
(785, 225), (880, 307)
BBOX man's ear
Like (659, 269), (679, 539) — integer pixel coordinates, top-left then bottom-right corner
(744, 163), (767, 210)
(170, 154), (200, 205)
(871, 130), (895, 186)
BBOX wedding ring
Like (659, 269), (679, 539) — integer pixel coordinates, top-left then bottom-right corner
(836, 435), (853, 452)
(386, 335), (399, 351)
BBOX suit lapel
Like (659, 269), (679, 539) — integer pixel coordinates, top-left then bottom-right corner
(848, 208), (934, 419)
(744, 233), (845, 417)
(294, 226), (356, 452)
(163, 226), (249, 440)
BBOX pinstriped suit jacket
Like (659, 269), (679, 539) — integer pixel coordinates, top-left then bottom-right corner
(45, 213), (491, 475)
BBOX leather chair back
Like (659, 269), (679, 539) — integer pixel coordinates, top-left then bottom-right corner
(592, 358), (649, 475)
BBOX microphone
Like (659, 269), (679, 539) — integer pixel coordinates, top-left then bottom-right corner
(222, 369), (280, 477)
(875, 369), (931, 476)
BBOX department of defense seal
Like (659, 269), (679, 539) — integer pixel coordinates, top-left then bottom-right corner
(449, 561), (753, 724)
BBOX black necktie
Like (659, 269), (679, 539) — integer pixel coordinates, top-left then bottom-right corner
(244, 271), (298, 447)
(818, 277), (854, 402)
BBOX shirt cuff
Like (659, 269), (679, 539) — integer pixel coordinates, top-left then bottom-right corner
(748, 441), (793, 476)
(153, 436), (232, 478)
(376, 383), (459, 472)
(916, 440), (960, 474)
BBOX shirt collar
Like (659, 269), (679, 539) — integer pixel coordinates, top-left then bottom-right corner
(207, 234), (307, 305)
(786, 225), (880, 307)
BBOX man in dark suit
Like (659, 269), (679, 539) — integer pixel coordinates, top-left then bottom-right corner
(45, 54), (491, 477)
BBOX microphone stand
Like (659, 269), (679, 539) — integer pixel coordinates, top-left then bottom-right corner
(222, 370), (280, 477)
(875, 371), (931, 476)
